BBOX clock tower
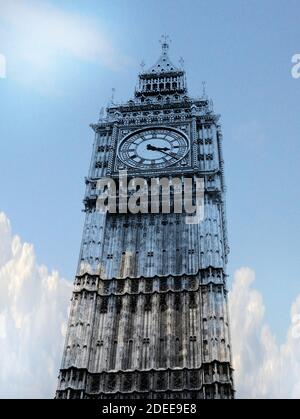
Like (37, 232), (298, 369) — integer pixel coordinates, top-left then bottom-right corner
(56, 38), (234, 399)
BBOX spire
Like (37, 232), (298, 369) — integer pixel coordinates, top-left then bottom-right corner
(135, 37), (187, 98)
(160, 34), (170, 53)
(98, 107), (105, 122)
(201, 81), (207, 99)
(145, 35), (180, 74)
(110, 87), (115, 104)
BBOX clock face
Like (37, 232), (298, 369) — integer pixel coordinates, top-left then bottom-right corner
(118, 127), (189, 170)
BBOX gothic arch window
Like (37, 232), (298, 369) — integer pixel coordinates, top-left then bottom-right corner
(174, 278), (181, 290)
(189, 293), (197, 309)
(116, 297), (122, 313)
(140, 373), (149, 391)
(100, 297), (108, 313)
(117, 280), (124, 293)
(175, 337), (180, 366)
(174, 294), (181, 309)
(189, 335), (197, 367)
(160, 279), (168, 291)
(130, 296), (137, 313)
(203, 339), (209, 358)
(159, 337), (166, 368)
(157, 371), (166, 390)
(203, 318), (208, 339)
(144, 295), (152, 311)
(145, 279), (152, 292)
(126, 339), (133, 370)
(220, 339), (226, 360)
(103, 282), (110, 294)
(106, 374), (116, 391)
(109, 340), (118, 370)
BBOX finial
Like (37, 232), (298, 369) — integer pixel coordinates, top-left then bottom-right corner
(140, 60), (145, 72)
(160, 34), (171, 53)
(179, 57), (184, 68)
(99, 107), (105, 121)
(111, 87), (115, 104)
(201, 81), (207, 99)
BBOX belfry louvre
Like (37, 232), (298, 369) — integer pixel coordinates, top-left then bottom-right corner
(56, 38), (234, 399)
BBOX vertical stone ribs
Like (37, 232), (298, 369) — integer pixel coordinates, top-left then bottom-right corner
(56, 269), (234, 398)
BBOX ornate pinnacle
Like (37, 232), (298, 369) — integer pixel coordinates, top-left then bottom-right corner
(140, 60), (145, 72)
(202, 81), (207, 99)
(160, 34), (171, 52)
(111, 87), (115, 104)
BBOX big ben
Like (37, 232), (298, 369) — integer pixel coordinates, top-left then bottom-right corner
(56, 37), (234, 399)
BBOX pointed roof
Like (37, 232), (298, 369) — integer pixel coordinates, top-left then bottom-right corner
(146, 35), (180, 74)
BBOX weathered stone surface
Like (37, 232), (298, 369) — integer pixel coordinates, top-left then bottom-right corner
(56, 41), (234, 399)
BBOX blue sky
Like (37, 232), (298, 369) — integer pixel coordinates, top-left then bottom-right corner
(0, 0), (300, 394)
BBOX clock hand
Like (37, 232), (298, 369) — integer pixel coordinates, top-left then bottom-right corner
(146, 144), (170, 152)
(157, 149), (179, 158)
(146, 144), (157, 151)
(146, 143), (179, 159)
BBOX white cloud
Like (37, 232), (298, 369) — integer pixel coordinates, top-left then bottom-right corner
(0, 0), (126, 86)
(0, 212), (72, 398)
(229, 267), (300, 398)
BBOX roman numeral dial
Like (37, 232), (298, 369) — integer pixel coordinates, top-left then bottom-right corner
(118, 126), (189, 170)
